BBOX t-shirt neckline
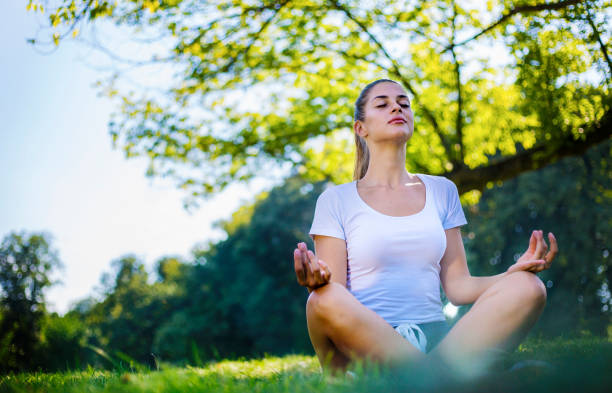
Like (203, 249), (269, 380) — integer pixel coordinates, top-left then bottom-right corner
(353, 173), (428, 219)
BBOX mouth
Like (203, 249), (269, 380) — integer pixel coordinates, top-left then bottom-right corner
(388, 118), (406, 124)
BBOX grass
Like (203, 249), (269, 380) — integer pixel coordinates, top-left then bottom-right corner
(1, 336), (611, 393)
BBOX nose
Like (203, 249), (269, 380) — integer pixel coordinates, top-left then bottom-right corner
(391, 102), (403, 113)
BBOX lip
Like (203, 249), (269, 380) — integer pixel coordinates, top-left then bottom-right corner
(388, 117), (406, 124)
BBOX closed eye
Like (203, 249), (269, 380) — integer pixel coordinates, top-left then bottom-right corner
(376, 103), (410, 108)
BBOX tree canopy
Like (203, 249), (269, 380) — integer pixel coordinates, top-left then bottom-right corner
(0, 150), (609, 371)
(0, 232), (62, 372)
(28, 0), (611, 203)
(463, 140), (611, 336)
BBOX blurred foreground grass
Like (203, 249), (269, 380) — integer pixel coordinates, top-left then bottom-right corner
(1, 336), (611, 393)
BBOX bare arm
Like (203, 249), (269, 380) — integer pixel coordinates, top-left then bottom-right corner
(439, 228), (505, 305)
(293, 235), (348, 292)
(440, 228), (558, 305)
(313, 235), (348, 287)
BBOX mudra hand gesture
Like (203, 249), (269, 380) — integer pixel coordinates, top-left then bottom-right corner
(507, 230), (558, 274)
(293, 242), (332, 290)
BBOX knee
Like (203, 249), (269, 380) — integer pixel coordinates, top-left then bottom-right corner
(306, 283), (344, 323)
(507, 271), (547, 308)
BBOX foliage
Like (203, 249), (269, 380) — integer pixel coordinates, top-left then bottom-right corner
(0, 232), (62, 372)
(82, 255), (187, 367)
(462, 141), (612, 335)
(36, 312), (89, 372)
(3, 147), (608, 371)
(151, 176), (323, 362)
(1, 143), (609, 371)
(27, 0), (611, 204)
(0, 337), (611, 393)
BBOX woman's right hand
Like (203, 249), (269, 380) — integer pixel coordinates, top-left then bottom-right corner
(293, 242), (332, 290)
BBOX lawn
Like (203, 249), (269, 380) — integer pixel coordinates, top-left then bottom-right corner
(1, 336), (610, 393)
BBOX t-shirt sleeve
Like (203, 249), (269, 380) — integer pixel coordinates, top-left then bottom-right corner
(442, 179), (467, 230)
(309, 188), (346, 240)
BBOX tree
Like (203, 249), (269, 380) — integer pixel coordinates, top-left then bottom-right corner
(152, 176), (323, 361)
(37, 311), (89, 371)
(0, 232), (62, 372)
(462, 140), (612, 336)
(28, 0), (611, 204)
(85, 255), (177, 366)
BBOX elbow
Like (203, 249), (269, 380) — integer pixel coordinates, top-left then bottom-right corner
(446, 296), (470, 307)
(445, 292), (467, 306)
(442, 273), (475, 306)
(443, 282), (473, 306)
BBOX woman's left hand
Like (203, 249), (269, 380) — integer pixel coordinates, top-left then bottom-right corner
(507, 230), (558, 274)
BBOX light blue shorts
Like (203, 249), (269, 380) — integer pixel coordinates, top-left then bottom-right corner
(393, 320), (450, 353)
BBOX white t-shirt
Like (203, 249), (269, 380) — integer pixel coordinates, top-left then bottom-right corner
(309, 174), (467, 326)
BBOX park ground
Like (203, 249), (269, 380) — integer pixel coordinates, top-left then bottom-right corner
(1, 335), (611, 393)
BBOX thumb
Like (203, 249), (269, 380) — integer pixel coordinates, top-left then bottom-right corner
(318, 259), (331, 278)
(509, 260), (545, 273)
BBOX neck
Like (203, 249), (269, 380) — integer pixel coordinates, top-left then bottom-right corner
(360, 142), (411, 188)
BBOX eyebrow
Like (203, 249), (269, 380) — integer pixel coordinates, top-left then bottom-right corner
(371, 95), (410, 101)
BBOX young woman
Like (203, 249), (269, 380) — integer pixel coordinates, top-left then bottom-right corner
(292, 79), (558, 377)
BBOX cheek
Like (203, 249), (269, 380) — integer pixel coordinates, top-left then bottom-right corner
(365, 114), (385, 128)
(407, 111), (415, 124)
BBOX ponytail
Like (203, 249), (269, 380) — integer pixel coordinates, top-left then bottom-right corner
(353, 133), (370, 180)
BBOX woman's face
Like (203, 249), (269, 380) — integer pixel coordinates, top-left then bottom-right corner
(356, 82), (414, 144)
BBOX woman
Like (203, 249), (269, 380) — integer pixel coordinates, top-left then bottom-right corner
(292, 79), (557, 377)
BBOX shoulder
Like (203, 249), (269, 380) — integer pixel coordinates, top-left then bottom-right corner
(312, 182), (355, 220)
(316, 181), (355, 202)
(418, 174), (458, 193)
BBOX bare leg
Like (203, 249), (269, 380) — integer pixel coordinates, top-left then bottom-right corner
(432, 271), (547, 377)
(306, 282), (423, 372)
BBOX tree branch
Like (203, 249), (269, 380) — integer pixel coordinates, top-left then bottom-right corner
(329, 0), (456, 161)
(446, 0), (585, 51)
(584, 4), (612, 82)
(220, 1), (289, 75)
(446, 107), (612, 193)
(450, 2), (464, 164)
(27, 0), (94, 53)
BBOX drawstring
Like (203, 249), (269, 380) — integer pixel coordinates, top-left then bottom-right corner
(395, 323), (428, 353)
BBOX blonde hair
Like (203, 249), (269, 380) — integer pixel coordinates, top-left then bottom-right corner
(352, 79), (400, 180)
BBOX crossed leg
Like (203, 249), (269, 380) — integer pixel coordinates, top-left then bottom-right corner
(432, 271), (547, 376)
(306, 271), (546, 376)
(306, 282), (424, 371)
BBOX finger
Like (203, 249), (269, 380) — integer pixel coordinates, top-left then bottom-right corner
(527, 231), (537, 254)
(298, 242), (311, 264)
(531, 259), (546, 270)
(307, 250), (324, 284)
(297, 243), (314, 284)
(296, 243), (305, 261)
(533, 230), (546, 259)
(510, 260), (546, 273)
(545, 232), (558, 264)
(318, 259), (332, 282)
(294, 249), (307, 285)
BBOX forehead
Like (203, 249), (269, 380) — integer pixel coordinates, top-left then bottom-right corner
(368, 82), (409, 101)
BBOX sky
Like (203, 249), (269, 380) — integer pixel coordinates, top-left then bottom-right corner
(0, 2), (266, 314)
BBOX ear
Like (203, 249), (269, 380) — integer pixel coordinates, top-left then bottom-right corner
(354, 120), (367, 138)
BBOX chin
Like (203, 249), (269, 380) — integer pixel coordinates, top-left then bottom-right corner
(384, 125), (413, 143)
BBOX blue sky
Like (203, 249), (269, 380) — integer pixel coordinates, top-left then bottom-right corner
(0, 2), (262, 314)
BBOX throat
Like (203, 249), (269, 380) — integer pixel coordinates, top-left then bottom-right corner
(356, 177), (426, 217)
